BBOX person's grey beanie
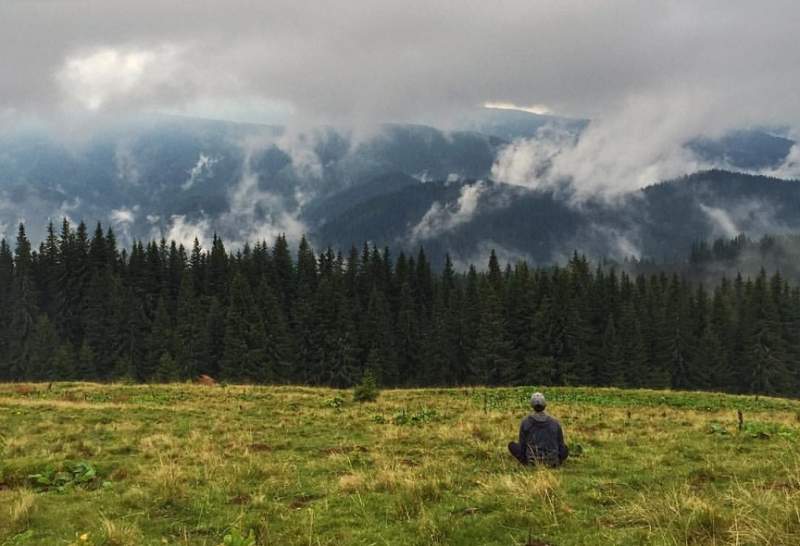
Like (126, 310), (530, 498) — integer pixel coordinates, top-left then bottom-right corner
(530, 392), (546, 410)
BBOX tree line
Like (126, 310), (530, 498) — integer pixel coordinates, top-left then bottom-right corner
(0, 220), (798, 396)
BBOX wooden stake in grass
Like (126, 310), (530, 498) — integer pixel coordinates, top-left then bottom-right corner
(738, 409), (744, 432)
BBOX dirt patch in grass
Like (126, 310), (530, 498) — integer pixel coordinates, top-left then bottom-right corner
(12, 385), (37, 395)
(288, 494), (321, 509)
(229, 493), (251, 505)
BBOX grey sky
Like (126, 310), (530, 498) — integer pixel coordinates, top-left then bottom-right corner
(2, 0), (800, 128)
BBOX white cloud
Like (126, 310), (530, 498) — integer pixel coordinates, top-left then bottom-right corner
(451, 240), (534, 271)
(700, 199), (791, 240)
(109, 205), (139, 242)
(110, 207), (136, 225)
(275, 129), (324, 181)
(699, 204), (739, 239)
(164, 214), (211, 249)
(114, 141), (141, 184)
(410, 181), (486, 241)
(491, 94), (723, 200)
(491, 125), (578, 191)
(763, 143), (800, 180)
(56, 45), (183, 111)
(182, 153), (219, 190)
(219, 138), (309, 245)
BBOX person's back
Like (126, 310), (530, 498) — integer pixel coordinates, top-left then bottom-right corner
(508, 392), (568, 467)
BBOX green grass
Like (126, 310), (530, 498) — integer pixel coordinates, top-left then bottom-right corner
(1, 383), (800, 545)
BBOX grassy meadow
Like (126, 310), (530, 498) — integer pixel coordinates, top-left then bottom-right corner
(1, 383), (800, 545)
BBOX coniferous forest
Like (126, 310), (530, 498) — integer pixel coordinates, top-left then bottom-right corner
(1, 219), (798, 397)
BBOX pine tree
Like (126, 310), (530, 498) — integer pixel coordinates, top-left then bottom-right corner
(362, 287), (397, 385)
(7, 224), (38, 379)
(617, 299), (648, 387)
(0, 239), (13, 379)
(52, 342), (76, 380)
(76, 341), (97, 380)
(395, 282), (420, 384)
(221, 273), (268, 382)
(83, 269), (116, 376)
(205, 297), (226, 379)
(420, 288), (451, 385)
(461, 266), (482, 383)
(156, 352), (180, 382)
(29, 314), (59, 380)
(599, 316), (624, 386)
(257, 278), (293, 382)
(174, 271), (206, 379)
(272, 234), (294, 313)
(145, 296), (174, 381)
(473, 278), (514, 385)
(743, 271), (790, 394)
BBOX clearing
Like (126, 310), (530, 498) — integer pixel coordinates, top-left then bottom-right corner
(1, 383), (799, 545)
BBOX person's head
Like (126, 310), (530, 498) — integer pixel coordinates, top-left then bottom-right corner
(530, 392), (546, 412)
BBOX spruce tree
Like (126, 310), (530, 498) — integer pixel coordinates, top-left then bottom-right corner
(76, 341), (97, 380)
(473, 278), (514, 385)
(220, 272), (268, 382)
(29, 314), (59, 380)
(145, 296), (174, 381)
(7, 224), (38, 379)
(599, 316), (624, 386)
(395, 282), (420, 384)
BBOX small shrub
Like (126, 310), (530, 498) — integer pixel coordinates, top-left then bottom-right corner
(324, 396), (345, 410)
(28, 461), (98, 492)
(393, 407), (439, 426)
(220, 529), (256, 546)
(707, 422), (730, 436)
(353, 371), (380, 403)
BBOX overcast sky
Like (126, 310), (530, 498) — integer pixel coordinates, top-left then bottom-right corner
(2, 0), (799, 129)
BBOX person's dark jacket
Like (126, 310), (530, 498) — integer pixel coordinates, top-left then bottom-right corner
(518, 412), (568, 466)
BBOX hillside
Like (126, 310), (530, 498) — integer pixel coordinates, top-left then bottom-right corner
(1, 383), (798, 545)
(1, 113), (797, 267)
(315, 170), (800, 265)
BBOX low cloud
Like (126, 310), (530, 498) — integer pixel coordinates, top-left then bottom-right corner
(164, 214), (211, 249)
(109, 205), (138, 242)
(410, 181), (486, 242)
(763, 143), (800, 180)
(110, 207), (136, 225)
(491, 94), (722, 200)
(451, 239), (534, 271)
(114, 140), (141, 184)
(700, 199), (790, 241)
(490, 125), (577, 191)
(182, 153), (219, 190)
(699, 204), (739, 239)
(219, 137), (309, 245)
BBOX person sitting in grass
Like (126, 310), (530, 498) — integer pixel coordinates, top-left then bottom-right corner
(508, 392), (569, 467)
